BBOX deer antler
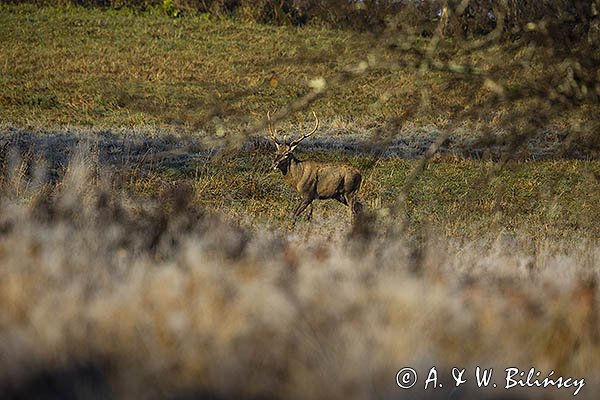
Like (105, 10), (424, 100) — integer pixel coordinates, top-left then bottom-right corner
(289, 111), (319, 149)
(266, 111), (280, 145)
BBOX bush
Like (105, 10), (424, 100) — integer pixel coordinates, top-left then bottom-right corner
(2, 0), (598, 43)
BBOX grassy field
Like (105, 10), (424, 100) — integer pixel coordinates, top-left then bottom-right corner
(132, 149), (600, 239)
(0, 148), (599, 399)
(1, 4), (599, 400)
(1, 4), (598, 132)
(2, 129), (599, 240)
(1, 4), (599, 239)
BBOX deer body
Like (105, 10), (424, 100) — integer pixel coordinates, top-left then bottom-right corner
(280, 156), (361, 199)
(267, 112), (363, 224)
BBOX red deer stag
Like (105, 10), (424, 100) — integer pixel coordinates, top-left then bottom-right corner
(266, 111), (363, 225)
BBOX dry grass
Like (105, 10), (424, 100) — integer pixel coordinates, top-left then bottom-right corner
(1, 4), (598, 134)
(1, 4), (599, 399)
(2, 129), (599, 239)
(0, 149), (599, 399)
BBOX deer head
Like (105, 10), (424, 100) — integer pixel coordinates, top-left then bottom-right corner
(267, 111), (319, 171)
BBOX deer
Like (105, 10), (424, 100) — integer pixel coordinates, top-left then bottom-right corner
(266, 111), (363, 225)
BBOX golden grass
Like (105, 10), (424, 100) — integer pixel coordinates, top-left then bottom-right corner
(1, 4), (597, 133)
(0, 151), (599, 399)
(1, 4), (599, 398)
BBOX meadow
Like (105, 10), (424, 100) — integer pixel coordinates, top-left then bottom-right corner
(0, 3), (599, 400)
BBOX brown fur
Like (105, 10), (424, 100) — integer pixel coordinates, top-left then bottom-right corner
(273, 144), (363, 224)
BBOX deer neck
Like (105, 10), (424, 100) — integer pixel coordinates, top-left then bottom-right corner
(281, 154), (302, 182)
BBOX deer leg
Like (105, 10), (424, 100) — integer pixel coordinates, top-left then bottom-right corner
(348, 197), (356, 224)
(352, 200), (364, 225)
(334, 194), (348, 206)
(306, 203), (313, 221)
(292, 197), (313, 225)
(345, 193), (362, 224)
(344, 175), (362, 223)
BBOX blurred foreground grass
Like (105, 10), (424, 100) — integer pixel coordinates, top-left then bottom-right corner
(0, 149), (599, 399)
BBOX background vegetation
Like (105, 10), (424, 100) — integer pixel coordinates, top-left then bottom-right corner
(1, 2), (598, 136)
(5, 0), (600, 40)
(0, 1), (599, 399)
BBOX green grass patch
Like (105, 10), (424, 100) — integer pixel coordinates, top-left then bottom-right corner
(131, 151), (600, 238)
